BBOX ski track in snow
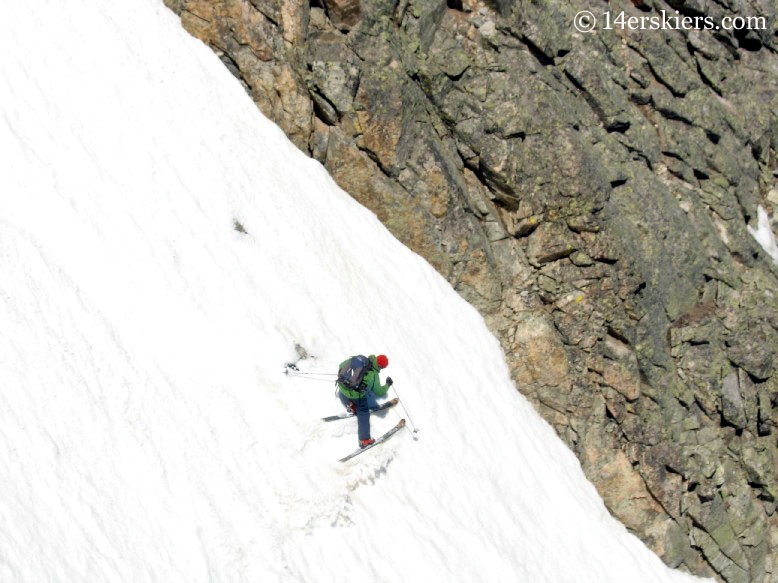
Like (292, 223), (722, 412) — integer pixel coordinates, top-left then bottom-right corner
(0, 1), (714, 582)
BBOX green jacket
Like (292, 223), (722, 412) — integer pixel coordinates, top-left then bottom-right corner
(338, 355), (390, 400)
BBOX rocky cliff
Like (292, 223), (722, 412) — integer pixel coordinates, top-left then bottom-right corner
(163, 0), (778, 580)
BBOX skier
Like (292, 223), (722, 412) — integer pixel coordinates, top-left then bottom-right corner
(337, 354), (393, 448)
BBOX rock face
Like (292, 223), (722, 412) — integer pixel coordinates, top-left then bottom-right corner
(164, 0), (778, 580)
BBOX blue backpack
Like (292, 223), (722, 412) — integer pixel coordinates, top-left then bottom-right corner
(337, 355), (372, 392)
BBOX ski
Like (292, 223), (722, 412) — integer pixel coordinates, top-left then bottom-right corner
(338, 419), (406, 462)
(321, 398), (399, 422)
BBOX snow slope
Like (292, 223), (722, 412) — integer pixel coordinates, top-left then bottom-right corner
(0, 1), (711, 582)
(748, 205), (778, 265)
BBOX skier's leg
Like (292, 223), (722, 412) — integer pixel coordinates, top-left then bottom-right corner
(355, 396), (371, 440)
(338, 391), (355, 414)
(365, 390), (379, 411)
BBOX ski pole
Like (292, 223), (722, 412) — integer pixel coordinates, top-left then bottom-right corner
(392, 385), (419, 435)
(283, 363), (337, 382)
(287, 374), (335, 383)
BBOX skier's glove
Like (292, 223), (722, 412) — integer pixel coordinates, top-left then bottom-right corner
(386, 377), (393, 386)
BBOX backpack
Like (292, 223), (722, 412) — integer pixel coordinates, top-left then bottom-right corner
(337, 355), (372, 392)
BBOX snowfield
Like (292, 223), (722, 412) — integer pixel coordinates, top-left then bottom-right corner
(748, 205), (778, 265)
(0, 1), (712, 582)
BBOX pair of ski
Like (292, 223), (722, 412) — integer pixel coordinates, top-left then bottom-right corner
(323, 398), (406, 462)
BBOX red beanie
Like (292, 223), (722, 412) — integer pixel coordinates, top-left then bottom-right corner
(376, 354), (389, 369)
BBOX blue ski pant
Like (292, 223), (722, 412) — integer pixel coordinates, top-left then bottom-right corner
(339, 391), (378, 440)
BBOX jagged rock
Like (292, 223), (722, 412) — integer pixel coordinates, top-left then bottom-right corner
(306, 31), (361, 120)
(510, 315), (571, 391)
(321, 0), (362, 30)
(582, 428), (666, 532)
(726, 326), (775, 381)
(526, 221), (581, 266)
(721, 372), (747, 429)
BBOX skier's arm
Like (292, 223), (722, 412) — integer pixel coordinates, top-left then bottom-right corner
(367, 370), (390, 397)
